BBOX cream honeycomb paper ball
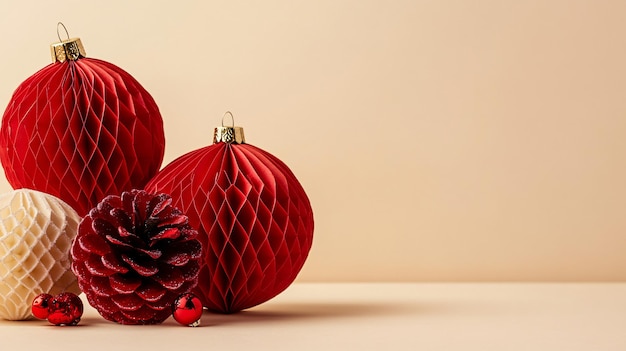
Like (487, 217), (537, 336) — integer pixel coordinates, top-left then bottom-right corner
(0, 189), (81, 320)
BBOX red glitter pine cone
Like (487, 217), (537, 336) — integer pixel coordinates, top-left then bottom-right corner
(70, 190), (202, 325)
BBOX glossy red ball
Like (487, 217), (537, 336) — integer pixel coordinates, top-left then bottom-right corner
(172, 293), (203, 326)
(47, 293), (83, 326)
(31, 293), (53, 319)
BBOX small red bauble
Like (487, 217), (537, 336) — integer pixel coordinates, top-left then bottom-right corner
(71, 190), (202, 325)
(172, 293), (203, 326)
(31, 293), (53, 319)
(145, 113), (314, 313)
(0, 27), (165, 216)
(47, 292), (83, 326)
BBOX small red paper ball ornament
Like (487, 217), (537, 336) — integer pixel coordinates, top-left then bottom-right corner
(172, 293), (203, 326)
(31, 293), (53, 320)
(0, 24), (165, 216)
(71, 189), (202, 325)
(145, 112), (314, 313)
(47, 292), (83, 326)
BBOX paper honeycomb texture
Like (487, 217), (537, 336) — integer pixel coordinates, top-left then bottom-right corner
(0, 189), (81, 320)
(0, 58), (165, 216)
(71, 190), (202, 325)
(145, 142), (314, 313)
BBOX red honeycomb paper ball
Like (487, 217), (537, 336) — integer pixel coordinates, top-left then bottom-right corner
(70, 190), (202, 324)
(145, 140), (314, 313)
(0, 56), (165, 216)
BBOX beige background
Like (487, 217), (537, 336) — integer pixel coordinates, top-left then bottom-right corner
(0, 0), (625, 282)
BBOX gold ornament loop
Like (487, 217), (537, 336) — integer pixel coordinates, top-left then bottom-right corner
(57, 22), (70, 42)
(214, 111), (245, 144)
(222, 111), (235, 128)
(51, 22), (86, 63)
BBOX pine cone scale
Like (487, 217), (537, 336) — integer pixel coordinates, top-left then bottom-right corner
(121, 254), (159, 276)
(136, 282), (167, 302)
(152, 227), (181, 241)
(105, 234), (135, 249)
(153, 267), (185, 290)
(90, 276), (117, 296)
(111, 294), (144, 311)
(109, 274), (142, 293)
(101, 253), (129, 273)
(84, 255), (117, 276)
(76, 229), (110, 256)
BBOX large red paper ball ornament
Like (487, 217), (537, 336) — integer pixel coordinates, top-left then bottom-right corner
(0, 26), (165, 216)
(145, 113), (314, 313)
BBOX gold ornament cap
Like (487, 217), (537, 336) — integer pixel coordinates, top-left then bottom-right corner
(50, 23), (86, 63)
(213, 111), (245, 144)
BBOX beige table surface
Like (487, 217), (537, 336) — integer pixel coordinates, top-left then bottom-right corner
(0, 283), (625, 350)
